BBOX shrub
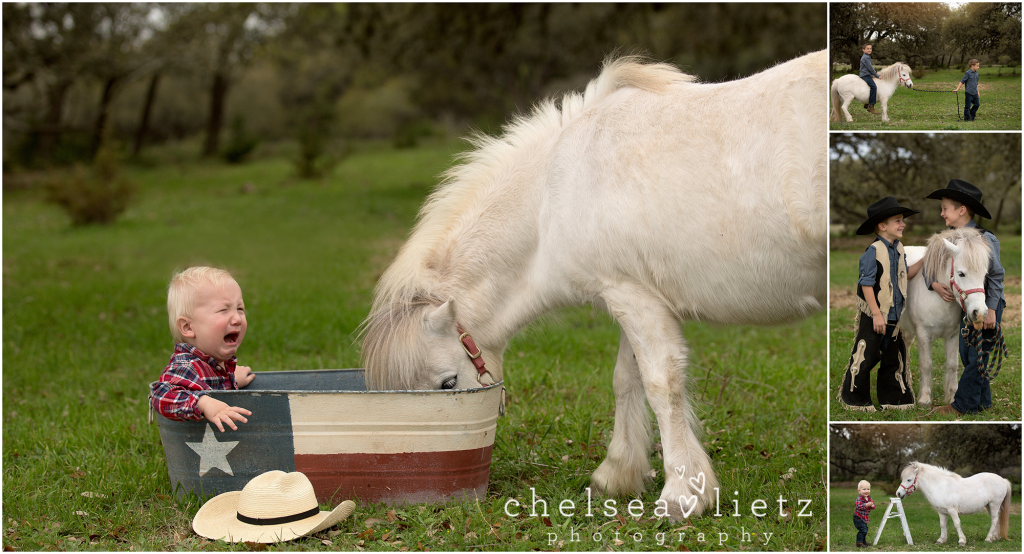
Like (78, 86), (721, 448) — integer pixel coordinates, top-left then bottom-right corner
(45, 144), (137, 225)
(221, 115), (259, 164)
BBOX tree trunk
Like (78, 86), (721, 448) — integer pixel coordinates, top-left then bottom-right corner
(133, 71), (161, 157)
(38, 78), (72, 156)
(203, 71), (229, 157)
(92, 76), (119, 158)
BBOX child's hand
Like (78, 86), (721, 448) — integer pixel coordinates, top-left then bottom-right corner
(867, 502), (875, 508)
(983, 309), (996, 329)
(931, 282), (955, 303)
(872, 313), (885, 335)
(197, 395), (251, 432)
(235, 365), (255, 388)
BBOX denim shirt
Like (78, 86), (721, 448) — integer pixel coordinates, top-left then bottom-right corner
(960, 69), (979, 95)
(924, 220), (1004, 309)
(860, 53), (879, 78)
(858, 236), (903, 322)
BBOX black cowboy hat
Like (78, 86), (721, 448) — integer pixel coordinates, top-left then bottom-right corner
(856, 196), (920, 235)
(925, 179), (991, 219)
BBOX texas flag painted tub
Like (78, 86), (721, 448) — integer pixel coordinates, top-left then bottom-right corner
(154, 369), (504, 506)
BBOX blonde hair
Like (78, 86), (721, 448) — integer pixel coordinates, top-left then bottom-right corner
(167, 267), (236, 342)
(857, 480), (871, 490)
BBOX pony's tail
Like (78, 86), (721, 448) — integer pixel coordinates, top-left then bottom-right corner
(999, 478), (1011, 540)
(829, 80), (841, 122)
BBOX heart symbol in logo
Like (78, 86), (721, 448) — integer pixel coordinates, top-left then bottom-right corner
(688, 471), (706, 494)
(677, 494), (699, 518)
(673, 465), (686, 480)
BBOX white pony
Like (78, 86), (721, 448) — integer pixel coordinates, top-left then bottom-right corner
(361, 51), (827, 520)
(902, 228), (990, 406)
(830, 62), (913, 123)
(898, 461), (1011, 545)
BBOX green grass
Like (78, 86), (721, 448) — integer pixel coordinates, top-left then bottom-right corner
(3, 141), (827, 551)
(829, 67), (1022, 130)
(829, 484), (1021, 551)
(829, 233), (1022, 421)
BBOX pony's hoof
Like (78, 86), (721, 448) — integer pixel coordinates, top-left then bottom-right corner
(959, 541), (967, 546)
(591, 459), (647, 497)
(917, 398), (932, 408)
(936, 538), (946, 544)
(658, 470), (719, 522)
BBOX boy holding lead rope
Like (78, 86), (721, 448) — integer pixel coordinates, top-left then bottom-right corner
(927, 180), (1006, 416)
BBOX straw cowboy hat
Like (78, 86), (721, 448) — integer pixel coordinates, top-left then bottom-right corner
(192, 470), (355, 543)
(855, 196), (920, 235)
(925, 179), (992, 219)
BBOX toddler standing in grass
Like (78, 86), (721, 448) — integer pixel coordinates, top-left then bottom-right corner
(149, 267), (255, 431)
(853, 480), (876, 548)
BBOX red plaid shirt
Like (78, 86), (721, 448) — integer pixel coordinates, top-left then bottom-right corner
(150, 343), (238, 421)
(854, 495), (874, 522)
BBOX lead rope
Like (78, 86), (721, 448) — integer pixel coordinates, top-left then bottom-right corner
(960, 315), (1010, 381)
(908, 86), (962, 121)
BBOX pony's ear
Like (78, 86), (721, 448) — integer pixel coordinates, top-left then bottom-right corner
(424, 299), (456, 335)
(942, 238), (960, 257)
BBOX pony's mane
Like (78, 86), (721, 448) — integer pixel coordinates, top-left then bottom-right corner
(878, 62), (910, 81)
(904, 461), (961, 479)
(921, 227), (990, 283)
(361, 57), (696, 389)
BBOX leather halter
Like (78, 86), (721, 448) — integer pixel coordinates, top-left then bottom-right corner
(949, 257), (984, 311)
(455, 324), (505, 415)
(456, 324), (490, 383)
(898, 473), (918, 496)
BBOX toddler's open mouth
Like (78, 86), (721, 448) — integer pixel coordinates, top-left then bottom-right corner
(224, 332), (240, 344)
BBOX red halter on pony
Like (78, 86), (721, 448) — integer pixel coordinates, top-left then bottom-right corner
(949, 257), (985, 312)
(898, 472), (919, 496)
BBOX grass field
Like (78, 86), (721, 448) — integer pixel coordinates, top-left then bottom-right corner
(829, 233), (1022, 422)
(2, 140), (827, 551)
(829, 484), (1022, 551)
(829, 67), (1022, 130)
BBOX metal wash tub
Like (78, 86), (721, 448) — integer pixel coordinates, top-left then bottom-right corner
(155, 369), (504, 506)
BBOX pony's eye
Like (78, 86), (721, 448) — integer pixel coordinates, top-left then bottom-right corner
(441, 377), (457, 390)
(958, 271), (966, 278)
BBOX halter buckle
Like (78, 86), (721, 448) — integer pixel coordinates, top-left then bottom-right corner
(459, 332), (482, 359)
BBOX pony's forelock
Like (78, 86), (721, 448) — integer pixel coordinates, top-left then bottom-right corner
(921, 227), (990, 283)
(360, 294), (446, 390)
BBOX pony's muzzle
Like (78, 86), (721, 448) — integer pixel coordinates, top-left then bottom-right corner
(970, 307), (987, 329)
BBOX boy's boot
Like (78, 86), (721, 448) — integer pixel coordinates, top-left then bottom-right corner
(841, 314), (879, 411)
(876, 329), (915, 409)
(865, 104), (879, 114)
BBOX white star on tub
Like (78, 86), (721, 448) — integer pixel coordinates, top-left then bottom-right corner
(186, 424), (239, 477)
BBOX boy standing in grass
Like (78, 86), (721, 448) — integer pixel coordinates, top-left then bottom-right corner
(953, 59), (981, 121)
(840, 197), (923, 411)
(150, 267), (256, 431)
(853, 480), (876, 548)
(926, 180), (1005, 416)
(859, 44), (880, 114)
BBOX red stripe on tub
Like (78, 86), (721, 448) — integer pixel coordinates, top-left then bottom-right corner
(296, 445), (493, 505)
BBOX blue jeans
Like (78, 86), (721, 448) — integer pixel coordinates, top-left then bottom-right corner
(861, 76), (877, 105)
(854, 515), (869, 544)
(952, 299), (1004, 414)
(964, 92), (980, 120)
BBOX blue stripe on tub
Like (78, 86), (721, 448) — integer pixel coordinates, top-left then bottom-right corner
(158, 392), (296, 500)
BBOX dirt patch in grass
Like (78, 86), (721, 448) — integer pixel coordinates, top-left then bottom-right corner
(831, 287), (859, 311)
